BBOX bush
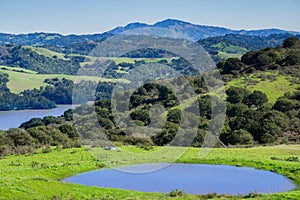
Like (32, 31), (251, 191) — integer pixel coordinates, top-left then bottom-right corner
(227, 129), (254, 145)
(260, 133), (275, 144)
(169, 189), (186, 197)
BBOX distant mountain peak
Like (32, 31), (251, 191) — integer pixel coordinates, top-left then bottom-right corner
(153, 18), (192, 27)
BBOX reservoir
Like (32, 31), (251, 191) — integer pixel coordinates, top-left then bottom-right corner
(62, 163), (297, 195)
(0, 105), (74, 130)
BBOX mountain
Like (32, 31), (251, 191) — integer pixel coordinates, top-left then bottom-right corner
(106, 19), (300, 41)
(0, 19), (299, 46)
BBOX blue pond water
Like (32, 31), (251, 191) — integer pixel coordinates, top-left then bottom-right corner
(62, 163), (297, 195)
(0, 105), (74, 130)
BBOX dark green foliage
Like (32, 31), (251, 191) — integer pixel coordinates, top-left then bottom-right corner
(168, 189), (186, 197)
(273, 98), (298, 112)
(244, 90), (268, 107)
(0, 73), (56, 111)
(129, 83), (179, 109)
(7, 128), (36, 146)
(284, 51), (300, 66)
(63, 109), (73, 121)
(130, 107), (151, 125)
(197, 95), (211, 118)
(283, 36), (299, 48)
(214, 37), (300, 79)
(227, 129), (254, 145)
(20, 118), (45, 129)
(0, 46), (80, 74)
(151, 122), (179, 146)
(199, 33), (298, 52)
(217, 58), (245, 74)
(0, 73), (9, 92)
(167, 109), (181, 124)
(226, 103), (248, 117)
(58, 125), (79, 139)
(260, 133), (275, 144)
(226, 87), (250, 104)
(42, 78), (74, 104)
(97, 117), (115, 130)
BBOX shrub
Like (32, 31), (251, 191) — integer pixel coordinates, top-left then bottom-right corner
(169, 189), (186, 197)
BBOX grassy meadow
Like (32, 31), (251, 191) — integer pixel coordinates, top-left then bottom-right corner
(226, 71), (297, 103)
(0, 145), (299, 199)
(0, 66), (129, 93)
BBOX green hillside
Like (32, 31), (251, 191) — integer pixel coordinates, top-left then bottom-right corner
(0, 66), (129, 93)
(24, 46), (69, 60)
(227, 72), (297, 103)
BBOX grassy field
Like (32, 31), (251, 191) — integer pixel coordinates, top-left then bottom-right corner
(24, 46), (69, 61)
(212, 42), (247, 60)
(80, 56), (174, 67)
(0, 66), (129, 93)
(0, 145), (299, 199)
(217, 51), (244, 59)
(227, 71), (298, 103)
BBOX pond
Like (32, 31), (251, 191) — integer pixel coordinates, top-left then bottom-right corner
(0, 105), (75, 130)
(62, 163), (297, 195)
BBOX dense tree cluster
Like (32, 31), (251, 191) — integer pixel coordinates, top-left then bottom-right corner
(220, 86), (299, 144)
(0, 110), (80, 156)
(0, 46), (80, 74)
(0, 73), (56, 110)
(0, 73), (122, 111)
(217, 37), (300, 77)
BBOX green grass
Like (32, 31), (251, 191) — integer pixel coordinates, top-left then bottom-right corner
(80, 56), (174, 67)
(227, 71), (298, 103)
(0, 145), (299, 199)
(24, 46), (69, 60)
(212, 42), (248, 54)
(217, 51), (244, 59)
(0, 66), (129, 93)
(212, 42), (248, 59)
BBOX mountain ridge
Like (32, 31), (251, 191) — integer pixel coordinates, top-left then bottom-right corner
(1, 19), (299, 46)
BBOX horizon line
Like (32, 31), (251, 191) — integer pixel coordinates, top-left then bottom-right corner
(0, 19), (299, 36)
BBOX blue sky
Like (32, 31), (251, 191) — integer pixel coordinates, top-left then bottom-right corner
(0, 0), (299, 35)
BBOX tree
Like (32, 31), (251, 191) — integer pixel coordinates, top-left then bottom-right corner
(226, 103), (248, 117)
(20, 118), (44, 129)
(227, 129), (254, 145)
(283, 37), (299, 48)
(244, 90), (268, 107)
(130, 107), (151, 125)
(284, 52), (300, 66)
(63, 109), (73, 121)
(273, 98), (297, 112)
(197, 95), (211, 118)
(167, 109), (181, 124)
(256, 53), (273, 67)
(151, 122), (179, 146)
(260, 133), (275, 144)
(241, 50), (260, 65)
(229, 109), (263, 140)
(226, 87), (250, 104)
(261, 110), (289, 138)
(58, 124), (79, 139)
(7, 128), (35, 146)
(217, 58), (245, 74)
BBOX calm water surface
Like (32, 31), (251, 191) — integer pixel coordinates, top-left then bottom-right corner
(0, 105), (75, 130)
(62, 163), (297, 195)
